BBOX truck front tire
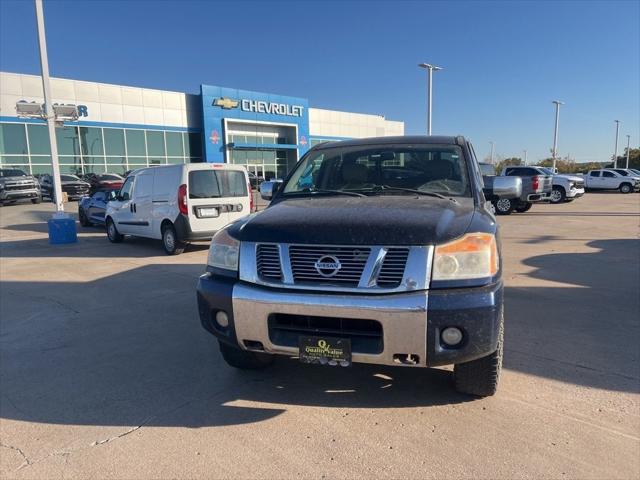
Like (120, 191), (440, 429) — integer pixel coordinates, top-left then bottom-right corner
(219, 341), (274, 370)
(453, 309), (503, 397)
(550, 186), (566, 203)
(620, 183), (632, 194)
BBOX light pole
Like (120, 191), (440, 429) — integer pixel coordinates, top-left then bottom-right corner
(418, 63), (442, 135)
(551, 100), (564, 172)
(625, 134), (631, 169)
(523, 149), (528, 165)
(613, 120), (620, 168)
(34, 0), (76, 243)
(489, 141), (495, 164)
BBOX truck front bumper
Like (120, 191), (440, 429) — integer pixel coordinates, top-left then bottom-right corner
(0, 189), (40, 201)
(566, 187), (585, 199)
(197, 275), (503, 368)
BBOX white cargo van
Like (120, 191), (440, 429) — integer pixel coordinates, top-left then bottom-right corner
(105, 164), (252, 254)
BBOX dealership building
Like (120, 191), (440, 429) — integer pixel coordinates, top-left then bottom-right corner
(0, 71), (404, 180)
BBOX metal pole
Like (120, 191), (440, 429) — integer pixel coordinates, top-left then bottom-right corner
(490, 141), (495, 164)
(524, 150), (528, 164)
(625, 135), (631, 169)
(551, 100), (563, 172)
(427, 67), (432, 135)
(613, 120), (620, 168)
(35, 0), (64, 214)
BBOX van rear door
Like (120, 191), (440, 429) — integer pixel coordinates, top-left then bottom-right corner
(187, 166), (250, 235)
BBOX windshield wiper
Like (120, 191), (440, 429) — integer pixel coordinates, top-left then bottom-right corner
(372, 185), (456, 201)
(286, 188), (366, 198)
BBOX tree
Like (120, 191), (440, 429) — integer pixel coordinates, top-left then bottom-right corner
(609, 148), (640, 169)
(494, 157), (522, 173)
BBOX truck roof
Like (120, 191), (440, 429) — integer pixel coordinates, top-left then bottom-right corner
(313, 135), (464, 150)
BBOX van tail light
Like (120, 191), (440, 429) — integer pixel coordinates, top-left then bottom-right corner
(532, 175), (539, 191)
(178, 184), (188, 215)
(248, 181), (254, 212)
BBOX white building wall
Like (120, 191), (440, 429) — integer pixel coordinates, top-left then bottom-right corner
(0, 72), (201, 129)
(309, 107), (404, 139)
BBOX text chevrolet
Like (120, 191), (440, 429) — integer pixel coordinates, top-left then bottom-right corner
(197, 136), (521, 397)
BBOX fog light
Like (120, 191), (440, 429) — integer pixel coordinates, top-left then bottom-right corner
(441, 327), (463, 346)
(215, 311), (229, 328)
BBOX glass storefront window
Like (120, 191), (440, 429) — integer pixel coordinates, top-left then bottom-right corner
(27, 125), (51, 154)
(127, 157), (147, 166)
(104, 128), (126, 156)
(30, 156), (52, 164)
(125, 129), (146, 156)
(146, 131), (165, 156)
(0, 155), (29, 165)
(0, 124), (28, 154)
(59, 164), (84, 175)
(167, 157), (185, 164)
(165, 132), (183, 157)
(31, 165), (53, 175)
(78, 163), (105, 174)
(79, 127), (104, 156)
(84, 156), (105, 166)
(106, 156), (126, 165)
(148, 157), (165, 165)
(55, 126), (80, 156)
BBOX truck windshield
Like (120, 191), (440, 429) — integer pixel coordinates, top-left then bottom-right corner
(283, 144), (471, 197)
(0, 169), (27, 177)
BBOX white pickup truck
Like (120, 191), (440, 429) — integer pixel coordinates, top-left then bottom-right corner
(584, 169), (640, 194)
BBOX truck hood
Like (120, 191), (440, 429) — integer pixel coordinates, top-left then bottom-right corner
(234, 196), (476, 245)
(0, 175), (36, 183)
(555, 174), (584, 182)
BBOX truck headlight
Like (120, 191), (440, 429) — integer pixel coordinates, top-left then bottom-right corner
(432, 233), (498, 281)
(207, 228), (240, 271)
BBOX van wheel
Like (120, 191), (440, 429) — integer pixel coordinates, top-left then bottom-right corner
(550, 187), (566, 203)
(106, 218), (123, 243)
(162, 223), (185, 255)
(493, 198), (514, 215)
(219, 341), (274, 369)
(514, 202), (532, 213)
(454, 308), (503, 397)
(620, 183), (632, 194)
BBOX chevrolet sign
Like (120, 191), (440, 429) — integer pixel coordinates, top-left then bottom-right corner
(241, 99), (304, 117)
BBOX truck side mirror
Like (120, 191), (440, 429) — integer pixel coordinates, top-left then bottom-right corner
(483, 176), (522, 200)
(260, 181), (280, 200)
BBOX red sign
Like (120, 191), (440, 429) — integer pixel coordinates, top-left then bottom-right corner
(209, 130), (220, 144)
(299, 135), (307, 146)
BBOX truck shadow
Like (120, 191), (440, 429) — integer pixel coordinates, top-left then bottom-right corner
(1, 238), (638, 430)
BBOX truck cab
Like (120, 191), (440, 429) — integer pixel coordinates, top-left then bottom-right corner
(196, 136), (520, 397)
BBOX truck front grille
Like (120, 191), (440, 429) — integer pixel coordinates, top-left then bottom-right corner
(256, 244), (282, 281)
(289, 245), (371, 286)
(268, 313), (383, 354)
(377, 248), (410, 287)
(4, 182), (36, 191)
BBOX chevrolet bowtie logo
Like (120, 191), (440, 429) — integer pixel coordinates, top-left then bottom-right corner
(213, 97), (239, 109)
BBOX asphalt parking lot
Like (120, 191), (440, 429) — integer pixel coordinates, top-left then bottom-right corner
(1, 194), (639, 479)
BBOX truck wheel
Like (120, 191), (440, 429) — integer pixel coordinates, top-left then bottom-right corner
(454, 309), (503, 397)
(106, 218), (124, 243)
(161, 223), (185, 255)
(619, 183), (632, 194)
(493, 198), (513, 215)
(550, 186), (566, 203)
(219, 341), (274, 369)
(514, 202), (532, 213)
(31, 195), (42, 204)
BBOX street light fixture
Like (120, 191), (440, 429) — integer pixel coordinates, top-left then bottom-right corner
(418, 62), (442, 135)
(551, 100), (564, 172)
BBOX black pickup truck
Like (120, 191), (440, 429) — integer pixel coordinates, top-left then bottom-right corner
(197, 136), (521, 397)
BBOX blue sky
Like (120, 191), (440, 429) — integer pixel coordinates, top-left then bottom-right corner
(1, 0), (638, 163)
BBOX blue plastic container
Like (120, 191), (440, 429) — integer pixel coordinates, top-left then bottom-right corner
(47, 217), (77, 244)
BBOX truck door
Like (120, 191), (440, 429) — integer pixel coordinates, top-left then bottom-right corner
(588, 171), (602, 189)
(601, 170), (618, 189)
